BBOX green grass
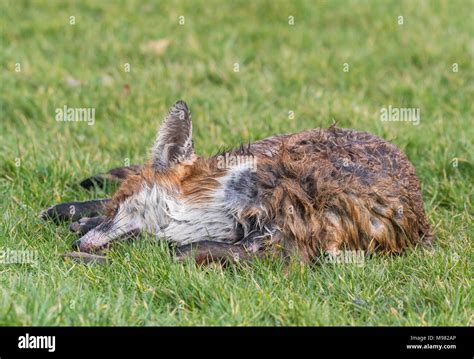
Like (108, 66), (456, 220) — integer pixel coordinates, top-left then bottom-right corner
(0, 0), (473, 326)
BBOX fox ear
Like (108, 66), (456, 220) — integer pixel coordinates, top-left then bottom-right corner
(151, 100), (194, 171)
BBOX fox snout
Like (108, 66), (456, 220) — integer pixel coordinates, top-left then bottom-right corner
(73, 224), (115, 253)
(74, 219), (140, 253)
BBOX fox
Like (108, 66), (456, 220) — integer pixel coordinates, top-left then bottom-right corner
(40, 100), (433, 265)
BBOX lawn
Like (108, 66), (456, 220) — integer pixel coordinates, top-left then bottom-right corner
(0, 0), (472, 325)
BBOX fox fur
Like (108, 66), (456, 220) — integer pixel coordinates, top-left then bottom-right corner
(73, 100), (433, 261)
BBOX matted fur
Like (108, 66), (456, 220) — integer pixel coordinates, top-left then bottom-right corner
(102, 122), (432, 261)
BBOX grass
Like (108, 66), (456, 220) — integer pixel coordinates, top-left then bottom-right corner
(0, 0), (473, 326)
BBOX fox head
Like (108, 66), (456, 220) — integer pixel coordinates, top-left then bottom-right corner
(77, 101), (201, 252)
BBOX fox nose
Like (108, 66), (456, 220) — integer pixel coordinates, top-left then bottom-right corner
(72, 238), (94, 253)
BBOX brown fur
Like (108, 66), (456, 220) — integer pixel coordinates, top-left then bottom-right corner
(106, 165), (181, 216)
(237, 126), (433, 260)
(107, 125), (433, 262)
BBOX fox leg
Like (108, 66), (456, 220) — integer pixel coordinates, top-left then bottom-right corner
(40, 165), (140, 224)
(174, 241), (263, 265)
(40, 165), (140, 221)
(79, 165), (142, 189)
(39, 199), (110, 223)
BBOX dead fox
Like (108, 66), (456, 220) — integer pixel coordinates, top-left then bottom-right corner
(41, 101), (433, 264)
